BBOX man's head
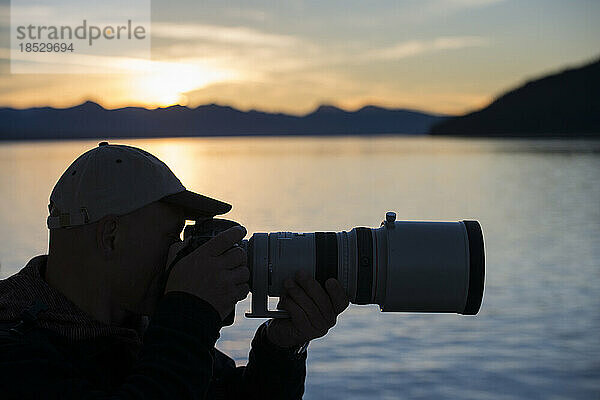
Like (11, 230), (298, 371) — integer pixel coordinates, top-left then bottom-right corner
(48, 200), (185, 318)
(45, 142), (230, 325)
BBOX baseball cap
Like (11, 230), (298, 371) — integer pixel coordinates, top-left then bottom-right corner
(47, 142), (231, 229)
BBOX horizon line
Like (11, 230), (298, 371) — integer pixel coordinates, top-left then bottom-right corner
(0, 100), (454, 117)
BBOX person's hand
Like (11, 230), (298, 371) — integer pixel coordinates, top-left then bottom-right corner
(164, 226), (250, 320)
(266, 270), (349, 348)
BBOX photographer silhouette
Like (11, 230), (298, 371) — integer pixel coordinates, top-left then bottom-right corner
(0, 142), (348, 399)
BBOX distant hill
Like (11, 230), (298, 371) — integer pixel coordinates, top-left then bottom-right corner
(0, 102), (444, 140)
(429, 58), (600, 137)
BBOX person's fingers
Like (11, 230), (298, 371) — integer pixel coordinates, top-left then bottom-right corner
(226, 266), (250, 284)
(220, 245), (247, 268)
(284, 278), (329, 333)
(325, 278), (350, 315)
(276, 296), (285, 310)
(166, 237), (190, 268)
(279, 295), (318, 339)
(203, 225), (247, 256)
(294, 270), (336, 326)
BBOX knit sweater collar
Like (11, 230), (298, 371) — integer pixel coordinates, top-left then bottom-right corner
(0, 255), (142, 347)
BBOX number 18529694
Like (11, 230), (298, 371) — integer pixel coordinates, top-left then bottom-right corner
(19, 43), (74, 52)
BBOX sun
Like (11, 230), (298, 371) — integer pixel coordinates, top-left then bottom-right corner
(126, 60), (237, 108)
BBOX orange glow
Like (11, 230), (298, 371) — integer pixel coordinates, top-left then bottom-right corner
(125, 60), (238, 108)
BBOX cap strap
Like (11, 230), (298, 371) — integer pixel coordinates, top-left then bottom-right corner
(47, 208), (90, 229)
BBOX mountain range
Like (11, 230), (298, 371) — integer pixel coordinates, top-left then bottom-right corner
(0, 102), (444, 141)
(2, 57), (599, 140)
(429, 58), (600, 137)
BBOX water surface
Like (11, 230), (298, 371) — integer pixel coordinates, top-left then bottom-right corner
(1, 137), (599, 399)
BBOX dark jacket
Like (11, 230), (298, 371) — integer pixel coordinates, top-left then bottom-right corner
(0, 256), (306, 399)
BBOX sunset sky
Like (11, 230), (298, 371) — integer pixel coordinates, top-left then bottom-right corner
(0, 0), (598, 115)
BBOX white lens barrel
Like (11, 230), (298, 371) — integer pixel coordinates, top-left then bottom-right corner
(245, 215), (484, 318)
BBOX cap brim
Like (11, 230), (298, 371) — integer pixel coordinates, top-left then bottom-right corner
(161, 190), (232, 219)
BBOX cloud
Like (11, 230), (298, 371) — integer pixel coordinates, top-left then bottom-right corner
(368, 36), (488, 60)
(152, 23), (300, 47)
(149, 21), (489, 79)
(393, 0), (506, 25)
(441, 0), (505, 7)
(150, 22), (320, 77)
(222, 7), (271, 22)
(150, 27), (489, 82)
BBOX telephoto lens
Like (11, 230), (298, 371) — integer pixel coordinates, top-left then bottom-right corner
(242, 212), (484, 318)
(180, 213), (485, 319)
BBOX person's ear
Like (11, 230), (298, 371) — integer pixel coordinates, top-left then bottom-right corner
(97, 216), (119, 258)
